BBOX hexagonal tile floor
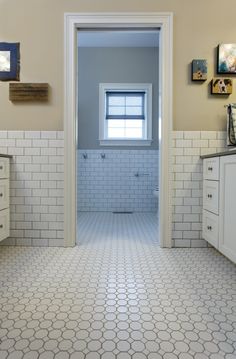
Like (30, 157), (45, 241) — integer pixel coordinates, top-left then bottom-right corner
(0, 212), (236, 359)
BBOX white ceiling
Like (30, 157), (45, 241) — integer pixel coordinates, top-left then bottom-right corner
(77, 30), (159, 48)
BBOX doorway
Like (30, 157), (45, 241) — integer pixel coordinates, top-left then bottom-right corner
(64, 13), (173, 248)
(77, 29), (159, 245)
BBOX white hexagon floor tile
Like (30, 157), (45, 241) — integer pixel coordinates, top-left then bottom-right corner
(0, 212), (235, 358)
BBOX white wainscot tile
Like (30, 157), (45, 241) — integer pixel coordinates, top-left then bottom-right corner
(184, 131), (201, 139)
(41, 131), (57, 139)
(217, 131), (227, 140)
(209, 139), (226, 148)
(24, 148), (40, 156)
(172, 131), (184, 139)
(175, 222), (191, 231)
(8, 147), (24, 156)
(32, 139), (48, 147)
(25, 131), (41, 139)
(183, 230), (201, 239)
(16, 139), (32, 147)
(0, 131), (8, 139)
(192, 139), (209, 148)
(174, 239), (191, 247)
(25, 213), (40, 222)
(200, 131), (217, 139)
(175, 139), (192, 148)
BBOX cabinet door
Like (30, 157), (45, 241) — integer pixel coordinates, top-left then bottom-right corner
(219, 155), (236, 264)
(0, 158), (9, 179)
(202, 210), (219, 248)
(0, 179), (9, 211)
(203, 180), (219, 215)
(203, 157), (219, 180)
(0, 208), (9, 242)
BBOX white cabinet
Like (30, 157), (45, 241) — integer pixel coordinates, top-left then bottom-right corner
(203, 157), (219, 180)
(202, 157), (220, 250)
(203, 180), (219, 214)
(202, 210), (219, 248)
(219, 155), (236, 264)
(0, 157), (10, 242)
(202, 154), (236, 264)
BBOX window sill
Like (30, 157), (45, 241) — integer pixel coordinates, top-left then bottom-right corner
(99, 139), (152, 146)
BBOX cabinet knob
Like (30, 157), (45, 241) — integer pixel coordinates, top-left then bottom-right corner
(0, 166), (3, 170)
(0, 193), (3, 197)
(208, 167), (213, 171)
(207, 194), (212, 198)
(0, 224), (3, 229)
(207, 225), (212, 231)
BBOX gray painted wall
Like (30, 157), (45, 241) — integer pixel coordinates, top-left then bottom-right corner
(78, 47), (159, 149)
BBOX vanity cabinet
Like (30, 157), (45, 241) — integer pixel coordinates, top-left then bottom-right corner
(0, 157), (10, 242)
(202, 152), (236, 264)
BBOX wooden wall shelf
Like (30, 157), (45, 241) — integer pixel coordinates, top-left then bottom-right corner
(9, 83), (49, 101)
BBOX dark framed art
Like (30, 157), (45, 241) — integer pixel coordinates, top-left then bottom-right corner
(211, 78), (232, 95)
(0, 42), (20, 81)
(218, 44), (236, 74)
(192, 59), (207, 81)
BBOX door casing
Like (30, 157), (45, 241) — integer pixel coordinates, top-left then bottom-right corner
(64, 12), (173, 248)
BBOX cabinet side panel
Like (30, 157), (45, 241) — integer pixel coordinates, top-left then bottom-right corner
(219, 155), (236, 263)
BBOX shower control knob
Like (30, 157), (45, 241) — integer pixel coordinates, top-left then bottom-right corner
(207, 194), (212, 198)
(208, 167), (213, 171)
(207, 225), (212, 231)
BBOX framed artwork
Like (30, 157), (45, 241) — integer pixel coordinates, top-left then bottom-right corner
(0, 42), (20, 81)
(211, 78), (232, 94)
(218, 44), (236, 74)
(192, 59), (207, 81)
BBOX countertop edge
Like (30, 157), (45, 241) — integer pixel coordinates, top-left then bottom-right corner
(0, 154), (13, 159)
(200, 149), (236, 159)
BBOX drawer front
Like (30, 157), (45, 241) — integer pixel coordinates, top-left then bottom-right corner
(0, 208), (10, 242)
(203, 180), (219, 214)
(203, 157), (219, 180)
(0, 179), (9, 211)
(0, 158), (9, 179)
(202, 210), (219, 248)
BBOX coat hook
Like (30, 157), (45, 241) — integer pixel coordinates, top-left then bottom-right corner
(82, 153), (88, 159)
(101, 153), (105, 159)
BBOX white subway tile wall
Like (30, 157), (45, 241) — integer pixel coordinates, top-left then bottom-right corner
(0, 131), (64, 247)
(172, 131), (227, 247)
(0, 130), (228, 247)
(77, 150), (159, 212)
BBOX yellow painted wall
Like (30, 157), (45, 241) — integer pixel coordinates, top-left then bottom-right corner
(0, 0), (236, 130)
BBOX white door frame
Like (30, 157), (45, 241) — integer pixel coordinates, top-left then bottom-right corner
(64, 12), (173, 248)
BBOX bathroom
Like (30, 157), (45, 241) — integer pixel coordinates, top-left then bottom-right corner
(76, 29), (160, 243)
(1, 5), (236, 359)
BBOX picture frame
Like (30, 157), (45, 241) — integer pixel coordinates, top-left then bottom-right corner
(217, 44), (236, 74)
(211, 78), (232, 95)
(192, 59), (207, 81)
(0, 42), (20, 81)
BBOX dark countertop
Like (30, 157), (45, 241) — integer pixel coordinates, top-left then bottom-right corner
(201, 149), (236, 159)
(0, 154), (13, 158)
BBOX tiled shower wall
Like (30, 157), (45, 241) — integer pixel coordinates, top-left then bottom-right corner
(0, 131), (64, 247)
(172, 131), (227, 248)
(77, 150), (159, 212)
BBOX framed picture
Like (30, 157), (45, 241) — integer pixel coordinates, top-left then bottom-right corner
(192, 59), (207, 81)
(0, 42), (20, 81)
(211, 78), (232, 94)
(217, 44), (236, 74)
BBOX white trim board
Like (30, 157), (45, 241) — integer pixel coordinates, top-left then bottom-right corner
(64, 13), (173, 248)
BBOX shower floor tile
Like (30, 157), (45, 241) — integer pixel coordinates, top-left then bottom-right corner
(0, 212), (235, 358)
